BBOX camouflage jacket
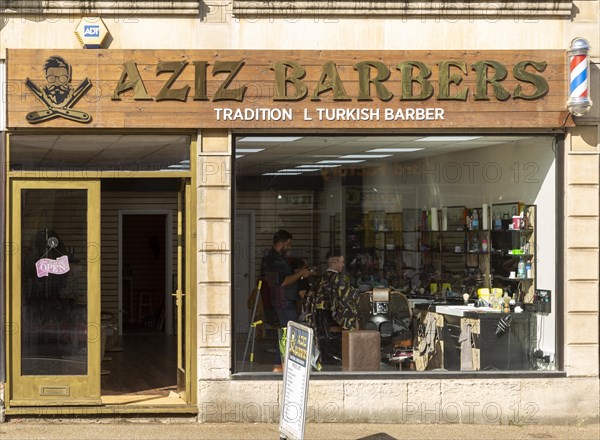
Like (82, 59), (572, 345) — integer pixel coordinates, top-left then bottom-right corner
(305, 269), (359, 330)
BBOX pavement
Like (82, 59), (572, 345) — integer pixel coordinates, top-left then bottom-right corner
(1, 421), (599, 440)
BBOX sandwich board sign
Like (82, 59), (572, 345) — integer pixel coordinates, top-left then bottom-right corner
(279, 322), (314, 440)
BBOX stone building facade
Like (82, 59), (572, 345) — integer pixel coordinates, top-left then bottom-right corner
(0, 1), (598, 424)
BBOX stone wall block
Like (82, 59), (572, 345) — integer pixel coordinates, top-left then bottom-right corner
(198, 251), (230, 283)
(566, 217), (600, 248)
(198, 283), (231, 315)
(566, 313), (600, 344)
(306, 381), (346, 422)
(520, 378), (600, 423)
(201, 129), (230, 153)
(198, 347), (231, 380)
(565, 344), (600, 376)
(198, 315), (231, 348)
(198, 220), (231, 252)
(341, 380), (408, 422)
(566, 186), (599, 217)
(566, 248), (599, 280)
(441, 380), (521, 424)
(566, 280), (599, 312)
(198, 188), (231, 219)
(567, 154), (600, 185)
(569, 126), (600, 153)
(198, 381), (279, 422)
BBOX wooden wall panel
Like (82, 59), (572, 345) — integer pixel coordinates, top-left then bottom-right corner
(100, 192), (178, 318)
(7, 49), (568, 129)
(21, 190), (89, 304)
(236, 190), (319, 281)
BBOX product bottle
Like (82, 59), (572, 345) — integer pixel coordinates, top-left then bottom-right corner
(472, 209), (479, 230)
(517, 257), (526, 279)
(494, 213), (502, 230)
(526, 262), (532, 279)
(471, 235), (479, 252)
(502, 212), (509, 231)
(481, 239), (488, 253)
(492, 290), (500, 310)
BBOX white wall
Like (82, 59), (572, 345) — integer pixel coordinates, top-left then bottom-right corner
(1, 12), (598, 58)
(535, 159), (557, 360)
(363, 137), (558, 356)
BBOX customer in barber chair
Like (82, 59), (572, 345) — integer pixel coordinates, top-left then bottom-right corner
(304, 249), (360, 365)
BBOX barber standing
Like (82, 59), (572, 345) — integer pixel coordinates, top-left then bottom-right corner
(261, 229), (314, 371)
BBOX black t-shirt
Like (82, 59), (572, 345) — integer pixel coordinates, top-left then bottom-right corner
(261, 247), (299, 306)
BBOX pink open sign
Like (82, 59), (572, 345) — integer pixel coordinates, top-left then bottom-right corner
(35, 255), (70, 278)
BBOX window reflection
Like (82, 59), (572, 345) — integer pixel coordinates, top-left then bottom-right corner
(21, 189), (88, 375)
(233, 135), (557, 374)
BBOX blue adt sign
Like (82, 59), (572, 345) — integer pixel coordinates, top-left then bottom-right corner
(75, 17), (109, 49)
(83, 25), (100, 37)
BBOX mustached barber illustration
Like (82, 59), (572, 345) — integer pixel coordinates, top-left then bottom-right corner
(26, 55), (93, 123)
(43, 56), (72, 105)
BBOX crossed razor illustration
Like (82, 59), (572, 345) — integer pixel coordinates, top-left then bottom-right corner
(25, 77), (93, 123)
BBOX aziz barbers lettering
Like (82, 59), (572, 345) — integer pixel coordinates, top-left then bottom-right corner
(7, 49), (567, 129)
(111, 58), (548, 102)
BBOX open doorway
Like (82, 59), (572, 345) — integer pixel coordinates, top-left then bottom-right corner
(99, 184), (183, 403)
(121, 214), (171, 334)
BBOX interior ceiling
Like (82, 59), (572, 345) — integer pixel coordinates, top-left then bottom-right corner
(235, 135), (540, 177)
(10, 134), (549, 174)
(10, 134), (190, 169)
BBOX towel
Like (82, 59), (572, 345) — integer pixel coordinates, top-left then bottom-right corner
(458, 323), (474, 371)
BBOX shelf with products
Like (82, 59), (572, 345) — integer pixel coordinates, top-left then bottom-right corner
(345, 211), (404, 288)
(399, 204), (536, 299)
(345, 204), (536, 301)
(489, 203), (537, 302)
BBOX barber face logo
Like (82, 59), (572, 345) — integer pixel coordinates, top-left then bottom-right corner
(25, 56), (93, 123)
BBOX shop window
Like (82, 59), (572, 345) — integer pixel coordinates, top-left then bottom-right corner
(9, 134), (190, 172)
(233, 134), (558, 374)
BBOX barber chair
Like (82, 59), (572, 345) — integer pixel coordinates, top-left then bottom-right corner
(389, 291), (413, 341)
(363, 288), (394, 345)
(362, 288), (414, 352)
(388, 291), (414, 369)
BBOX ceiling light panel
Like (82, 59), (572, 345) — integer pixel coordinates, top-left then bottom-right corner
(318, 160), (366, 164)
(367, 148), (424, 153)
(236, 148), (265, 153)
(415, 136), (483, 142)
(340, 154), (393, 159)
(296, 164), (341, 168)
(238, 136), (303, 143)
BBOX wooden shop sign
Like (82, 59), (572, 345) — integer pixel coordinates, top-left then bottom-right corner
(7, 49), (568, 129)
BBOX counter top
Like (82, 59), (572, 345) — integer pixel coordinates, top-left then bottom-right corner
(411, 301), (532, 318)
(434, 305), (497, 317)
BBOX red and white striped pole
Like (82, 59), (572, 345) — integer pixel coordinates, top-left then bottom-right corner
(567, 38), (592, 116)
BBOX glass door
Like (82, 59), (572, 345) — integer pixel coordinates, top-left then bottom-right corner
(175, 179), (191, 399)
(9, 180), (101, 406)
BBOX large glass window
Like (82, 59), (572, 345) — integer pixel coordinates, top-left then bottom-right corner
(9, 134), (190, 172)
(233, 134), (558, 374)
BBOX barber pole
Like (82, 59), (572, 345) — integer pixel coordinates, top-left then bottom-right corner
(567, 38), (593, 116)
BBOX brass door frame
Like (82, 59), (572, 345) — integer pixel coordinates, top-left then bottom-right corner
(8, 179), (102, 406)
(4, 131), (198, 410)
(175, 178), (195, 402)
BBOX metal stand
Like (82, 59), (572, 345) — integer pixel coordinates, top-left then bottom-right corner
(242, 280), (263, 371)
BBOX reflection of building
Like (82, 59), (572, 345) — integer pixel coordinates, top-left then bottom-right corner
(0, 1), (598, 425)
